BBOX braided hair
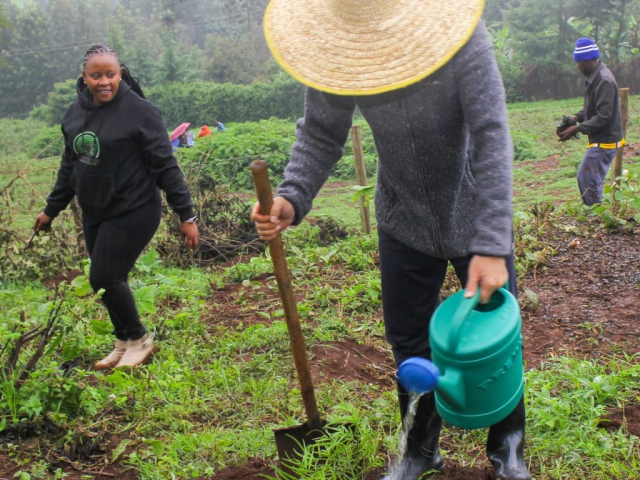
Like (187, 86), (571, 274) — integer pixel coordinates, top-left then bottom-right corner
(83, 44), (146, 99)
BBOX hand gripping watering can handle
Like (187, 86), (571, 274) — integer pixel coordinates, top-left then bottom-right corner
(447, 282), (509, 353)
(251, 160), (323, 430)
(447, 289), (481, 354)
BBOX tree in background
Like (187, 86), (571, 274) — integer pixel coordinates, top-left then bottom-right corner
(0, 4), (53, 118)
(47, 0), (88, 82)
(221, 0), (267, 34)
(569, 0), (640, 64)
(484, 0), (519, 27)
(202, 27), (270, 84)
(155, 33), (181, 84)
(0, 3), (10, 67)
(506, 0), (578, 68)
(1, 0), (640, 118)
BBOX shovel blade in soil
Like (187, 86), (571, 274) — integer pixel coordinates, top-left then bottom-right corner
(274, 421), (327, 475)
(274, 421), (359, 476)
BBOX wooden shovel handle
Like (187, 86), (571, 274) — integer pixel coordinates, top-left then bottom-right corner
(251, 160), (322, 429)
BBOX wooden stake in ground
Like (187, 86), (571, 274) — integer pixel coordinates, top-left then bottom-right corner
(611, 87), (630, 183)
(350, 125), (371, 234)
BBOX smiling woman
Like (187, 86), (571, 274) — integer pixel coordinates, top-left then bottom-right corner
(32, 44), (199, 370)
(82, 50), (123, 105)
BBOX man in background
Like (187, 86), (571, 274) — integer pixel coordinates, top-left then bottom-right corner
(558, 38), (624, 206)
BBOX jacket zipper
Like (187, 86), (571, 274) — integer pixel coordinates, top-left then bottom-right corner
(402, 96), (445, 257)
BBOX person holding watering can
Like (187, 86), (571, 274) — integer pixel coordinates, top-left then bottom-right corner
(34, 45), (199, 370)
(251, 1), (531, 479)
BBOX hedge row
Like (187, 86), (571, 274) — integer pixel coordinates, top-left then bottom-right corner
(147, 77), (306, 128)
(30, 76), (307, 128)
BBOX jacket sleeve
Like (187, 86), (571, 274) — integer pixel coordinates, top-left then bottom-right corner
(574, 108), (585, 123)
(277, 88), (355, 224)
(43, 129), (76, 219)
(579, 80), (617, 136)
(453, 21), (513, 257)
(138, 102), (195, 222)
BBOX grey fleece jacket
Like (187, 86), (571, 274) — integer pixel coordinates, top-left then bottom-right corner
(277, 21), (513, 259)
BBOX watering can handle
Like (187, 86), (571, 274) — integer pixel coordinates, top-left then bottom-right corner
(447, 289), (481, 353)
(447, 281), (510, 352)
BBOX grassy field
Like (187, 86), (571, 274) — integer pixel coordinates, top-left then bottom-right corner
(1, 96), (639, 233)
(1, 96), (640, 479)
(313, 96), (640, 229)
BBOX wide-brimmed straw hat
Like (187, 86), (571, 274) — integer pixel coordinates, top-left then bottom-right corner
(264, 0), (484, 96)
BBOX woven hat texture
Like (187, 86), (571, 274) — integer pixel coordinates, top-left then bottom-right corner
(264, 0), (485, 95)
(574, 38), (600, 62)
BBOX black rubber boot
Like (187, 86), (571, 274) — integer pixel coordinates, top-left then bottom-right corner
(486, 396), (532, 480)
(396, 383), (445, 479)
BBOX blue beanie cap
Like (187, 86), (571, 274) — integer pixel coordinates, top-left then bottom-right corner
(574, 38), (600, 62)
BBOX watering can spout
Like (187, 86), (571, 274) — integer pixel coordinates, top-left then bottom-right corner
(435, 368), (466, 411)
(396, 357), (439, 395)
(396, 359), (466, 411)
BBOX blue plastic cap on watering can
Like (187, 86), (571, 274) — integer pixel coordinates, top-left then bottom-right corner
(396, 357), (441, 395)
(397, 287), (524, 430)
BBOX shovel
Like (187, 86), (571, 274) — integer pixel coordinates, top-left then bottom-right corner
(251, 160), (331, 473)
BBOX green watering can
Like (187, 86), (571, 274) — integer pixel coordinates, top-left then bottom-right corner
(397, 288), (524, 430)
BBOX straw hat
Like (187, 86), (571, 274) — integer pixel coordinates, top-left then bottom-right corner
(264, 0), (485, 96)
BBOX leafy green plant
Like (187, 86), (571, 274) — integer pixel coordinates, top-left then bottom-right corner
(590, 172), (640, 231)
(512, 129), (542, 162)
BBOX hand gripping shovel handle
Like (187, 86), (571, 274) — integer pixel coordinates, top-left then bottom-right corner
(251, 160), (323, 430)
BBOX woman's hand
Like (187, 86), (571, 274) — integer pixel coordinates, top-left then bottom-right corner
(34, 212), (53, 233)
(464, 255), (508, 304)
(179, 221), (199, 251)
(250, 196), (296, 241)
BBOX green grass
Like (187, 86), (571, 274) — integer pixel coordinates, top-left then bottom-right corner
(1, 97), (640, 479)
(2, 97), (639, 237)
(0, 118), (61, 231)
(313, 95), (640, 223)
(4, 241), (639, 479)
(312, 180), (376, 231)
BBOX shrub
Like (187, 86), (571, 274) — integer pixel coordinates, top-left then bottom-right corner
(512, 129), (540, 162)
(179, 119), (294, 191)
(27, 125), (64, 159)
(179, 118), (377, 191)
(147, 75), (306, 128)
(29, 79), (77, 126)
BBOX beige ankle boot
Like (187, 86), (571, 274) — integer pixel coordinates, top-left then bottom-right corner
(115, 333), (156, 368)
(94, 339), (127, 370)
